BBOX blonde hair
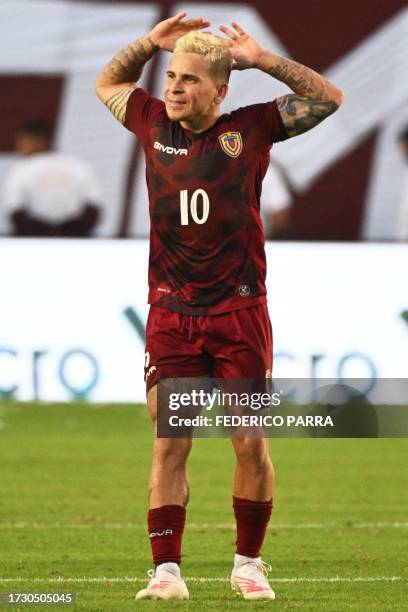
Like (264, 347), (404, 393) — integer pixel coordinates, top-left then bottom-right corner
(174, 31), (232, 83)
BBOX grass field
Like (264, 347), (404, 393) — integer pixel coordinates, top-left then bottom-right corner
(0, 403), (407, 611)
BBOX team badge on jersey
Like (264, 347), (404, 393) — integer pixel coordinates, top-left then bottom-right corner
(239, 284), (251, 297)
(219, 131), (243, 158)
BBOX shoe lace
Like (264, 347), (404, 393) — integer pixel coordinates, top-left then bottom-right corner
(146, 569), (155, 583)
(238, 559), (272, 580)
(258, 560), (272, 575)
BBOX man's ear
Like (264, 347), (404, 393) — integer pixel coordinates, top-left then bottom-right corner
(214, 83), (228, 105)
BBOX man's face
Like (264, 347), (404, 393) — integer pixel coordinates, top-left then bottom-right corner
(15, 133), (50, 156)
(164, 52), (226, 126)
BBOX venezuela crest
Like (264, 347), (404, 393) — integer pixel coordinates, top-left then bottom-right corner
(219, 131), (243, 158)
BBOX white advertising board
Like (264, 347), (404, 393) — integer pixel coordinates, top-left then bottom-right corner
(0, 239), (407, 403)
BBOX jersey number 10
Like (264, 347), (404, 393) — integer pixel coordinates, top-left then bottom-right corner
(179, 189), (210, 226)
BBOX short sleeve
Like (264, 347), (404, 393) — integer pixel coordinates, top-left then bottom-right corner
(243, 100), (289, 145)
(124, 88), (165, 148)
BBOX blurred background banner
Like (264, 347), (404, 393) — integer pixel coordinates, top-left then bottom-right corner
(0, 240), (407, 402)
(0, 0), (407, 239)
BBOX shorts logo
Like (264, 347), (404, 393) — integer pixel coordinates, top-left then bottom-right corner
(219, 131), (243, 158)
(145, 365), (157, 381)
(239, 284), (251, 297)
(149, 529), (173, 538)
(144, 351), (157, 382)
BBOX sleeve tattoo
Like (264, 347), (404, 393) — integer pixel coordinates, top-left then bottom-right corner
(277, 94), (338, 138)
(264, 56), (341, 137)
(102, 37), (159, 84)
(100, 36), (159, 124)
(268, 59), (326, 99)
(105, 88), (135, 124)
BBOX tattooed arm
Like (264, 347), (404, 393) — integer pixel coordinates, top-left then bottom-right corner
(220, 22), (344, 137)
(95, 12), (210, 124)
(258, 54), (343, 138)
(95, 37), (159, 124)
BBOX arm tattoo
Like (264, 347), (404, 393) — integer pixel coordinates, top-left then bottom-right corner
(268, 57), (327, 100)
(277, 94), (338, 138)
(102, 36), (159, 85)
(105, 87), (135, 124)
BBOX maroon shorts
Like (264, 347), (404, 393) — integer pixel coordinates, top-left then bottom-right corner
(144, 304), (273, 392)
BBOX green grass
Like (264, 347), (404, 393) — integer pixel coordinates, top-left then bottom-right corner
(0, 403), (407, 610)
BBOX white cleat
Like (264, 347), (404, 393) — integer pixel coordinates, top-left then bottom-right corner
(231, 558), (275, 600)
(135, 567), (189, 601)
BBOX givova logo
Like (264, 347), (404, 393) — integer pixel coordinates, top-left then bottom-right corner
(154, 141), (188, 156)
(149, 529), (173, 538)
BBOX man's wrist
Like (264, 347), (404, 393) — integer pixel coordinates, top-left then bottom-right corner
(254, 50), (280, 73)
(145, 32), (162, 52)
(127, 35), (160, 57)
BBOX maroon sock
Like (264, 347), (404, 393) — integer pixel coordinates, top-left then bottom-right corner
(147, 505), (186, 566)
(233, 496), (273, 558)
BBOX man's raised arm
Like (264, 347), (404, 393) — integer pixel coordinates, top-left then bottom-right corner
(95, 36), (159, 124)
(95, 12), (210, 125)
(259, 53), (343, 138)
(220, 22), (344, 138)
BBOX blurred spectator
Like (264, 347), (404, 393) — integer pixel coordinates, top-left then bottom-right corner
(1, 120), (102, 237)
(261, 162), (293, 239)
(398, 126), (408, 241)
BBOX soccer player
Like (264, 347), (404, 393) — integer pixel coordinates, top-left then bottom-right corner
(96, 12), (343, 601)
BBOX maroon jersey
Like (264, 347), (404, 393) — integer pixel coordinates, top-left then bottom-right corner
(125, 88), (288, 315)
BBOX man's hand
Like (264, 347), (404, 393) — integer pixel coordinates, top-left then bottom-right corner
(219, 21), (344, 138)
(96, 12), (210, 124)
(150, 12), (210, 52)
(219, 22), (265, 70)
